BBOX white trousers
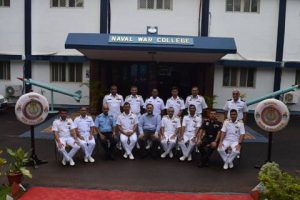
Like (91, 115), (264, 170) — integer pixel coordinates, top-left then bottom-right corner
(160, 133), (176, 154)
(78, 134), (96, 158)
(57, 137), (80, 161)
(120, 133), (137, 155)
(179, 133), (196, 157)
(218, 140), (240, 164)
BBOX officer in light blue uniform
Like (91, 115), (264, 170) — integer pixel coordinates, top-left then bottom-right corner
(95, 104), (117, 160)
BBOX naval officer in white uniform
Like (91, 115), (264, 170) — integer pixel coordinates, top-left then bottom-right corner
(218, 109), (245, 170)
(73, 106), (96, 163)
(223, 89), (248, 122)
(185, 86), (207, 120)
(125, 85), (144, 118)
(103, 85), (124, 120)
(160, 107), (181, 159)
(179, 104), (201, 161)
(144, 88), (165, 116)
(166, 86), (185, 117)
(116, 102), (139, 160)
(52, 108), (80, 166)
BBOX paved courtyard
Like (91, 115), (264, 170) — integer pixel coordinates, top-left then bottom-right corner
(0, 108), (299, 193)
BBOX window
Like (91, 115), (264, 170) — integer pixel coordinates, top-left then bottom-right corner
(138, 0), (172, 10)
(51, 0), (83, 8)
(0, 62), (10, 80)
(226, 0), (259, 13)
(0, 0), (10, 7)
(50, 62), (82, 82)
(223, 67), (255, 87)
(295, 70), (300, 85)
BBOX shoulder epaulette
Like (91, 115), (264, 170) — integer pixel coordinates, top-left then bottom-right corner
(241, 99), (245, 102)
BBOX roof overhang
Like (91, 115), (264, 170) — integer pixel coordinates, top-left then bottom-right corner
(65, 33), (237, 63)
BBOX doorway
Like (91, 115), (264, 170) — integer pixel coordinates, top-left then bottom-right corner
(93, 61), (213, 103)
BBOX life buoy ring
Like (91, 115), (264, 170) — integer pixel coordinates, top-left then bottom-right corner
(15, 92), (49, 125)
(254, 99), (289, 132)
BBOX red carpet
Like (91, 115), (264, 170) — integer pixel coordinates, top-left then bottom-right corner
(20, 187), (253, 200)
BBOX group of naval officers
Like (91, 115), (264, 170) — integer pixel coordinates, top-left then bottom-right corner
(52, 85), (248, 170)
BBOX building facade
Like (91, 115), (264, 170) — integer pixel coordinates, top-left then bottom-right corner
(0, 0), (300, 111)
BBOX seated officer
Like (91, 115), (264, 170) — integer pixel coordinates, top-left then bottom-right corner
(52, 108), (80, 166)
(178, 104), (201, 162)
(116, 102), (138, 160)
(138, 103), (161, 158)
(218, 109), (245, 170)
(73, 106), (96, 163)
(197, 110), (222, 167)
(160, 107), (181, 159)
(95, 105), (117, 160)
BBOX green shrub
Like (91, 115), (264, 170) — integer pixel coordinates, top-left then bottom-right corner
(7, 148), (32, 179)
(258, 162), (300, 200)
(0, 150), (6, 176)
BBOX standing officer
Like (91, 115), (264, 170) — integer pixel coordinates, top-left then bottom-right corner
(179, 104), (201, 162)
(223, 89), (248, 122)
(52, 108), (80, 166)
(103, 85), (124, 120)
(218, 109), (245, 170)
(166, 86), (185, 117)
(144, 88), (165, 116)
(116, 102), (138, 160)
(197, 110), (222, 167)
(125, 86), (144, 118)
(94, 104), (117, 160)
(160, 107), (181, 159)
(185, 86), (207, 120)
(73, 106), (96, 163)
(138, 103), (161, 158)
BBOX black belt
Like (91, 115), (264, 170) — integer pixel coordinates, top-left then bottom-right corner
(101, 132), (113, 134)
(144, 130), (156, 134)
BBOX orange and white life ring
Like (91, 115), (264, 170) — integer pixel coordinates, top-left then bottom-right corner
(15, 92), (49, 125)
(254, 99), (289, 132)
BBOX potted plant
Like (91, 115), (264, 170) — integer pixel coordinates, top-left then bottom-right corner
(257, 162), (300, 200)
(80, 81), (106, 114)
(204, 95), (218, 117)
(0, 149), (6, 177)
(6, 148), (32, 185)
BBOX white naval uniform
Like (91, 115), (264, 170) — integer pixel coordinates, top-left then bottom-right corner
(165, 96), (185, 116)
(116, 112), (138, 155)
(73, 115), (96, 159)
(185, 95), (207, 119)
(218, 119), (245, 164)
(143, 96), (165, 116)
(103, 93), (124, 120)
(223, 98), (248, 120)
(160, 115), (181, 154)
(179, 114), (201, 157)
(52, 118), (80, 162)
(125, 94), (144, 118)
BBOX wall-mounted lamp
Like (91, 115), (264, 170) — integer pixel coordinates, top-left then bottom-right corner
(147, 26), (158, 35)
